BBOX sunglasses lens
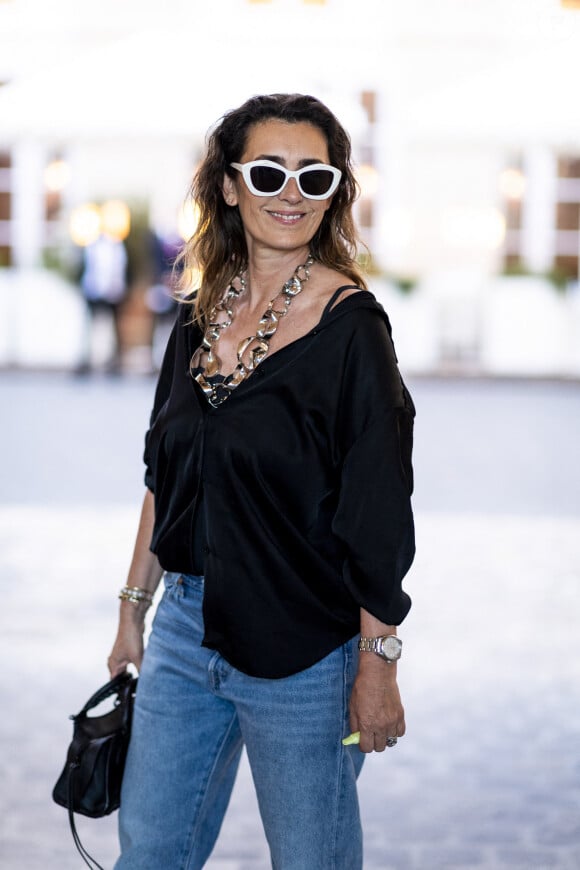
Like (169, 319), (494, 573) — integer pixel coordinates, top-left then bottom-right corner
(249, 165), (286, 193)
(300, 169), (336, 197)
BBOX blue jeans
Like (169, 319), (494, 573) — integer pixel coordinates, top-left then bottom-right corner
(115, 573), (364, 870)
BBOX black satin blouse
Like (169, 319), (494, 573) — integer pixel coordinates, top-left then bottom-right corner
(144, 287), (415, 678)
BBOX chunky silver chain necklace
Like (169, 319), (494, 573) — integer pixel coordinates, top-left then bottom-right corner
(190, 255), (314, 408)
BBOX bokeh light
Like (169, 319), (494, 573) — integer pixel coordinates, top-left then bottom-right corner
(440, 207), (506, 250)
(101, 199), (131, 241)
(499, 168), (527, 201)
(68, 203), (102, 247)
(177, 201), (200, 242)
(44, 159), (71, 193)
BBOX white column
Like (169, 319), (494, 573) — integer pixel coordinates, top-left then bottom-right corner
(11, 139), (46, 269)
(373, 95), (414, 275)
(521, 146), (557, 273)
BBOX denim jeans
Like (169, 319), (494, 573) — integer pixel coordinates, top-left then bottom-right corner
(115, 573), (364, 870)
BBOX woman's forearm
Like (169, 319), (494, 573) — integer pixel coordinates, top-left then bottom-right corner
(360, 608), (398, 643)
(125, 488), (163, 592)
(108, 490), (162, 675)
(118, 489), (163, 625)
(349, 608), (405, 752)
(358, 608), (399, 678)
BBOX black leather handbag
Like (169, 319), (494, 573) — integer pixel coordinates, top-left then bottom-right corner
(52, 672), (138, 869)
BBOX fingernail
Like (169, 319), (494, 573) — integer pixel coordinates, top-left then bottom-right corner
(342, 731), (361, 745)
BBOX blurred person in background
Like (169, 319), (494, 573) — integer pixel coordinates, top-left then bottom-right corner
(107, 93), (415, 870)
(143, 228), (180, 370)
(76, 231), (129, 375)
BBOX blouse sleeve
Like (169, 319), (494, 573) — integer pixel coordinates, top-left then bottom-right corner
(331, 307), (415, 625)
(143, 313), (180, 492)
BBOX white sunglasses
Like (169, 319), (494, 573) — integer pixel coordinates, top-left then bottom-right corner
(230, 159), (342, 200)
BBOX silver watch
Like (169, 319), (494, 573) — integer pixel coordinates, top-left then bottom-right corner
(358, 635), (402, 663)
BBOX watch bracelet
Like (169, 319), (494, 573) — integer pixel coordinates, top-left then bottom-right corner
(358, 635), (402, 659)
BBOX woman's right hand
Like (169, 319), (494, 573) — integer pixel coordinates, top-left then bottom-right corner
(107, 606), (147, 677)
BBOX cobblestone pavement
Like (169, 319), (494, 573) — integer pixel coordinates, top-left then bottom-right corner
(1, 373), (579, 869)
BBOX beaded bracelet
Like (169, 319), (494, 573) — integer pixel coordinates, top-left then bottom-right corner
(119, 586), (154, 606)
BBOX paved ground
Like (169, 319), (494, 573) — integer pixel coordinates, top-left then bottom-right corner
(0, 372), (579, 869)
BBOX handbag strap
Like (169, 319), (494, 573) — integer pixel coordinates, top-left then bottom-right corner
(77, 671), (134, 718)
(67, 764), (105, 870)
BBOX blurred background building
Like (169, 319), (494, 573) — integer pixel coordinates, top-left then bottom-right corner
(1, 0), (580, 376)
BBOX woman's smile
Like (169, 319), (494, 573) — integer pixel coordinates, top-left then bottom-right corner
(267, 209), (305, 225)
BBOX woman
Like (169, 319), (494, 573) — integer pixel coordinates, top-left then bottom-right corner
(108, 93), (415, 870)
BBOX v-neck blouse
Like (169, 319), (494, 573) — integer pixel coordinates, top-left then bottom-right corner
(143, 287), (415, 678)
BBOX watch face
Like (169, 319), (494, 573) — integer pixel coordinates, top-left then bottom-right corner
(381, 636), (402, 660)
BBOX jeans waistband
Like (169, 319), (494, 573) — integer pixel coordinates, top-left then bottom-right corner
(164, 572), (204, 590)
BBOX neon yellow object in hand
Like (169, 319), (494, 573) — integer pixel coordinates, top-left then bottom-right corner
(342, 731), (360, 745)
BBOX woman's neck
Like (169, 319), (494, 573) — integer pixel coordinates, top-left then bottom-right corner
(242, 247), (312, 314)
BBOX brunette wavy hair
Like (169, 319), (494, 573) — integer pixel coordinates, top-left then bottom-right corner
(178, 93), (368, 326)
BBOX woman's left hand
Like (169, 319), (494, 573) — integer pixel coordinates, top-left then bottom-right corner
(349, 655), (406, 753)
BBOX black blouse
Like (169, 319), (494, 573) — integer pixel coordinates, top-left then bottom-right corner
(144, 287), (415, 678)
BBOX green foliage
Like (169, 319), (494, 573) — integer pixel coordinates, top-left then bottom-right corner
(357, 252), (419, 294)
(501, 260), (571, 293)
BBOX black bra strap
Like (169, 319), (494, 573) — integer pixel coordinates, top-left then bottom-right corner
(321, 285), (363, 319)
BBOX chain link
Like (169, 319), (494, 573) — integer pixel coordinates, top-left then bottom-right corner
(190, 255), (314, 407)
